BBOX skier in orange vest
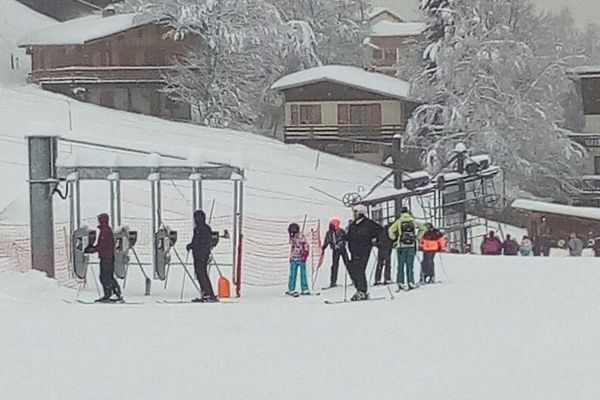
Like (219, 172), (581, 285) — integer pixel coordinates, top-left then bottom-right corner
(420, 223), (447, 284)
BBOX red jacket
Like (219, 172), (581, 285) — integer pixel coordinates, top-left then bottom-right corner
(87, 214), (114, 260)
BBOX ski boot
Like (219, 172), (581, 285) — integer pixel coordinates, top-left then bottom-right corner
(285, 291), (299, 297)
(397, 283), (409, 292)
(373, 281), (381, 286)
(383, 280), (393, 285)
(95, 296), (111, 303)
(300, 290), (311, 296)
(350, 291), (369, 301)
(408, 282), (417, 290)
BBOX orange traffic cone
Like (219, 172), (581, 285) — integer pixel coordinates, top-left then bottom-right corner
(218, 275), (231, 299)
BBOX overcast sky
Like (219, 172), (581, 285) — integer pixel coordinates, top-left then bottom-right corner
(375, 0), (600, 27)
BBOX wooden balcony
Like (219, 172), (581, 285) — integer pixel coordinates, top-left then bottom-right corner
(31, 66), (180, 85)
(283, 124), (404, 143)
(569, 133), (600, 148)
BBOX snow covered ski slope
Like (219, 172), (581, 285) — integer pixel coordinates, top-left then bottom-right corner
(2, 254), (600, 400)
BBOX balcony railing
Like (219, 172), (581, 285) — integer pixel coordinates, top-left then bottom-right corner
(569, 133), (600, 148)
(284, 124), (404, 142)
(31, 66), (180, 84)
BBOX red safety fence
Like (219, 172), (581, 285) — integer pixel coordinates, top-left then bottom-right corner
(0, 212), (322, 289)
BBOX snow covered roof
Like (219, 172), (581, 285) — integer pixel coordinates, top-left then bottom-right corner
(571, 65), (600, 76)
(271, 65), (414, 101)
(368, 7), (406, 22)
(370, 20), (426, 37)
(19, 13), (153, 46)
(511, 199), (600, 221)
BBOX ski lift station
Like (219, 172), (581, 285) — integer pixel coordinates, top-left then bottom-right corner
(27, 135), (245, 296)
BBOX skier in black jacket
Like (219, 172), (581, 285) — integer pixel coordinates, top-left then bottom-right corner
(186, 210), (217, 302)
(374, 224), (393, 285)
(347, 205), (384, 301)
(321, 218), (349, 288)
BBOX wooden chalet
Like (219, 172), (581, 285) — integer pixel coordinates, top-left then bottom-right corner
(19, 8), (195, 120)
(270, 65), (419, 164)
(364, 7), (425, 75)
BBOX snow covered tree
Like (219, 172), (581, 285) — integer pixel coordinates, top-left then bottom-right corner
(270, 0), (369, 67)
(408, 0), (585, 201)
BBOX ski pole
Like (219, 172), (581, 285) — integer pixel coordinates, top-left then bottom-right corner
(172, 247), (201, 294)
(343, 264), (348, 302)
(131, 247), (151, 295)
(368, 248), (378, 285)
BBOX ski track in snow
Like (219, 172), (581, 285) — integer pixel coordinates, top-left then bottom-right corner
(2, 254), (600, 400)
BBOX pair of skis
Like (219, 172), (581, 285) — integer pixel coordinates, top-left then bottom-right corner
(63, 299), (143, 305)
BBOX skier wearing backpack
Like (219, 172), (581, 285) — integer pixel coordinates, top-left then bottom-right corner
(287, 223), (310, 296)
(388, 207), (425, 291)
(321, 218), (349, 288)
(347, 205), (384, 301)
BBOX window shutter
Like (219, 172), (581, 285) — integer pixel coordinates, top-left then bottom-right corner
(338, 104), (349, 125)
(313, 105), (322, 124)
(371, 104), (382, 126)
(291, 105), (299, 125)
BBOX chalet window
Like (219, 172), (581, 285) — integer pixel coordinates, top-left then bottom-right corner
(337, 104), (382, 126)
(290, 104), (321, 125)
(352, 143), (378, 154)
(383, 49), (397, 65)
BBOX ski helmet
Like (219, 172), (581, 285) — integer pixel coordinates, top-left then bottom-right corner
(288, 223), (300, 235)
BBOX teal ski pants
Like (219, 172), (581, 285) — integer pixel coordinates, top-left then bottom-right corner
(396, 247), (416, 284)
(288, 260), (309, 292)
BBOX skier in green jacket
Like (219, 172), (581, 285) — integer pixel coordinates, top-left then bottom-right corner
(388, 207), (425, 291)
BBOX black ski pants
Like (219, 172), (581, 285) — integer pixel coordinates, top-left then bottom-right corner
(329, 248), (349, 285)
(421, 251), (436, 280)
(348, 252), (370, 293)
(99, 258), (121, 299)
(194, 255), (215, 297)
(375, 247), (392, 283)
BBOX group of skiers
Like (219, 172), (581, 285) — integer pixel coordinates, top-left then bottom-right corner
(480, 230), (591, 257)
(480, 231), (533, 256)
(85, 209), (219, 303)
(286, 205), (447, 301)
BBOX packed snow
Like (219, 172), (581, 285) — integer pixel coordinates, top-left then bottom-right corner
(19, 13), (152, 46)
(370, 20), (427, 37)
(271, 65), (414, 101)
(512, 199), (600, 221)
(2, 254), (600, 400)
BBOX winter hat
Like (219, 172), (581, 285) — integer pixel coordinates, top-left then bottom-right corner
(329, 218), (341, 230)
(288, 223), (300, 235)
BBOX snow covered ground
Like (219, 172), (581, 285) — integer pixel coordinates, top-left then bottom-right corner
(2, 254), (600, 400)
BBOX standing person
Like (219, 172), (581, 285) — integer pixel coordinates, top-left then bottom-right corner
(321, 218), (349, 288)
(593, 237), (600, 257)
(287, 223), (310, 296)
(520, 236), (534, 256)
(86, 213), (122, 303)
(502, 234), (520, 256)
(186, 210), (218, 302)
(536, 216), (551, 257)
(481, 231), (502, 255)
(347, 205), (383, 301)
(567, 233), (584, 257)
(374, 223), (394, 286)
(420, 223), (446, 284)
(388, 207), (425, 291)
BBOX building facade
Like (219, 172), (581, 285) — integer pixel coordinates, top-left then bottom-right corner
(271, 65), (418, 164)
(365, 7), (426, 75)
(20, 10), (194, 120)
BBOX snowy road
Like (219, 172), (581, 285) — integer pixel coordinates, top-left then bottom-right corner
(1, 254), (600, 400)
